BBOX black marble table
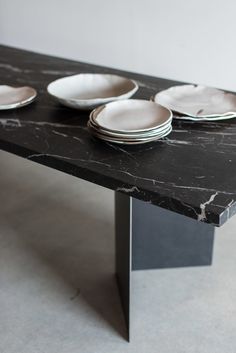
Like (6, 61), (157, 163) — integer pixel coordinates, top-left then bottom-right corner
(0, 45), (236, 341)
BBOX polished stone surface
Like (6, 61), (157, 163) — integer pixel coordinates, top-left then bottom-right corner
(0, 45), (236, 226)
(1, 150), (236, 353)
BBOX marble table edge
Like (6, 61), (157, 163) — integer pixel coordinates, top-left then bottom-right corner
(0, 138), (235, 227)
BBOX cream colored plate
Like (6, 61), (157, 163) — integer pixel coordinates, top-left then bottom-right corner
(154, 85), (236, 118)
(90, 125), (172, 145)
(92, 99), (172, 133)
(0, 85), (37, 110)
(88, 119), (172, 139)
(174, 113), (236, 121)
(89, 109), (172, 138)
(47, 73), (138, 110)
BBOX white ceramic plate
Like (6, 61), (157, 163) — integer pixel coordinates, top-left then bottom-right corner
(88, 119), (172, 139)
(174, 113), (236, 121)
(92, 99), (172, 133)
(47, 73), (138, 110)
(0, 85), (37, 110)
(88, 120), (172, 139)
(154, 85), (236, 118)
(89, 108), (171, 137)
(89, 125), (172, 145)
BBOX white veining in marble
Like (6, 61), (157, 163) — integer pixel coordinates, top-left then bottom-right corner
(27, 153), (111, 168)
(52, 130), (69, 138)
(0, 62), (33, 73)
(0, 118), (22, 128)
(116, 185), (140, 193)
(198, 192), (219, 221)
(0, 118), (87, 130)
(41, 69), (76, 75)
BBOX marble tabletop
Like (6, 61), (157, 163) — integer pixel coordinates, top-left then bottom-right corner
(0, 45), (236, 226)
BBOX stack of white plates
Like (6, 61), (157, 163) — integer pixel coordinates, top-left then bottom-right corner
(154, 85), (236, 121)
(88, 99), (172, 145)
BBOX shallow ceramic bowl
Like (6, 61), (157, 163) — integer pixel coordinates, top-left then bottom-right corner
(47, 73), (138, 110)
(154, 85), (236, 118)
(0, 85), (37, 110)
(91, 99), (172, 133)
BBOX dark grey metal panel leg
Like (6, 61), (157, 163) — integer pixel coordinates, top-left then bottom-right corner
(132, 198), (215, 270)
(115, 194), (215, 341)
(115, 192), (132, 341)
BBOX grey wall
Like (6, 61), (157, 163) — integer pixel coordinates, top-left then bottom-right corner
(0, 0), (235, 91)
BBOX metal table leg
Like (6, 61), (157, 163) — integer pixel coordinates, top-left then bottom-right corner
(115, 192), (215, 341)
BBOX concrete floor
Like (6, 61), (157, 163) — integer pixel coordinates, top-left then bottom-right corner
(0, 150), (236, 353)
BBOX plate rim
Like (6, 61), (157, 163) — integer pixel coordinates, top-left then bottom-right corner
(91, 99), (173, 133)
(89, 125), (172, 145)
(0, 85), (37, 110)
(88, 119), (172, 139)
